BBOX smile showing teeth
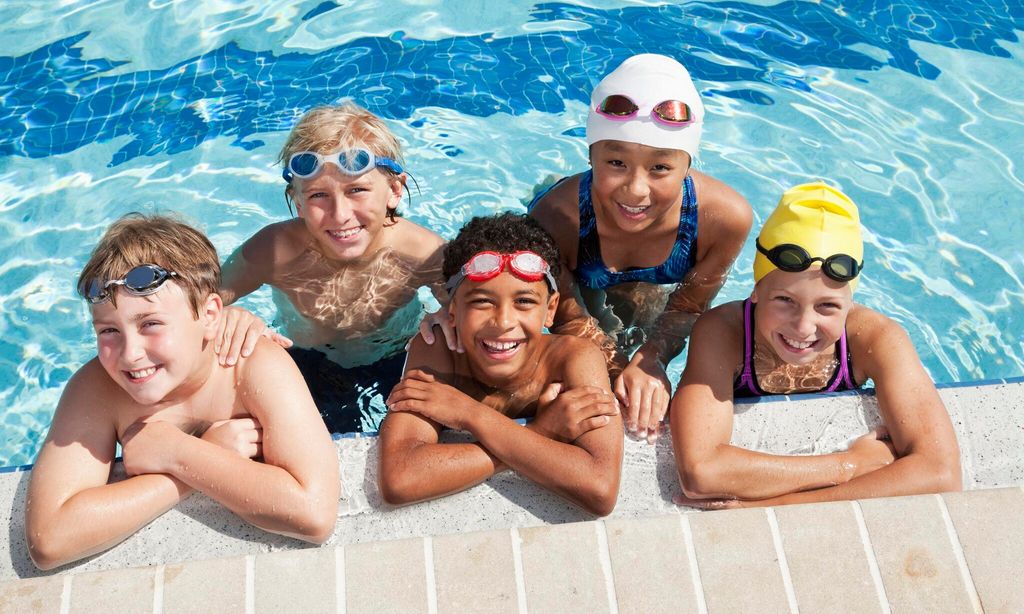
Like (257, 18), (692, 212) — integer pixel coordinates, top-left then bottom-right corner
(482, 340), (521, 352)
(127, 366), (157, 380)
(327, 227), (362, 240)
(781, 335), (814, 350)
(619, 203), (648, 215)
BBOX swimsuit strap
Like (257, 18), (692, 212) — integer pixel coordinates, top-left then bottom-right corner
(734, 298), (762, 396)
(823, 328), (857, 392)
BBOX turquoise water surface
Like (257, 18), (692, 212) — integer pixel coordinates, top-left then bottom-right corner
(0, 0), (1022, 466)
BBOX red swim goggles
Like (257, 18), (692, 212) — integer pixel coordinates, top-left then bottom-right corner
(445, 251), (557, 295)
(595, 94), (694, 126)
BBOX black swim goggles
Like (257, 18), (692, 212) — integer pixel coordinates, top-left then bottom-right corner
(83, 264), (179, 304)
(756, 240), (862, 283)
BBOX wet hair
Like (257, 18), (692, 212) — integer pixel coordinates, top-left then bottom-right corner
(278, 103), (410, 221)
(77, 213), (220, 318)
(443, 213), (562, 292)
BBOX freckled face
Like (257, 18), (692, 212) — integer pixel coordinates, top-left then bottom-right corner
(91, 283), (219, 406)
(588, 140), (690, 234)
(751, 267), (853, 366)
(448, 272), (558, 386)
(291, 165), (403, 262)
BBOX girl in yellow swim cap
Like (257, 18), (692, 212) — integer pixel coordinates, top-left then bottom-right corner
(669, 182), (961, 508)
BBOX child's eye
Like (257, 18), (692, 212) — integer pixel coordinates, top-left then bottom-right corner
(141, 320), (163, 329)
(515, 298), (539, 306)
(819, 302), (841, 311)
(607, 159), (626, 168)
(308, 191), (329, 199)
(773, 295), (794, 304)
(651, 163), (671, 172)
(97, 327), (118, 335)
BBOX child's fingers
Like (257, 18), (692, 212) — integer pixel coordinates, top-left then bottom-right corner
(241, 323), (263, 358)
(538, 382), (562, 407)
(269, 332), (294, 348)
(418, 318), (436, 344)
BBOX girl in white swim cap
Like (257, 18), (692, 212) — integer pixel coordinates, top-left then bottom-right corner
(669, 183), (960, 509)
(528, 54), (753, 443)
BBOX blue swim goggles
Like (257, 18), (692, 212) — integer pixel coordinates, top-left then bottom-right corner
(282, 148), (404, 182)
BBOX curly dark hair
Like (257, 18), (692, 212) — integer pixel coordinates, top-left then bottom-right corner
(443, 213), (562, 289)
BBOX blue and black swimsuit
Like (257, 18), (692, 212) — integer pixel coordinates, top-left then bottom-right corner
(529, 169), (700, 289)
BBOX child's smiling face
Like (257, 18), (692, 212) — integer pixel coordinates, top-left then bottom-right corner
(292, 163), (403, 262)
(751, 267), (854, 366)
(448, 271), (559, 387)
(91, 282), (219, 406)
(588, 139), (690, 234)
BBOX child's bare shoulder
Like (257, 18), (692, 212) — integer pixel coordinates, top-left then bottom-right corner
(530, 175), (582, 227)
(692, 301), (745, 347)
(56, 358), (129, 429)
(390, 219), (445, 261)
(846, 304), (905, 349)
(691, 171), (752, 230)
(241, 219), (313, 265)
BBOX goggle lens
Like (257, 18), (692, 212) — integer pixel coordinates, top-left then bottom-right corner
(598, 94), (639, 117)
(446, 251), (557, 294)
(339, 149), (372, 174)
(289, 152), (320, 177)
(651, 100), (692, 124)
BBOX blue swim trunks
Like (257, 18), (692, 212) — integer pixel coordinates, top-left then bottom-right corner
(286, 347), (406, 435)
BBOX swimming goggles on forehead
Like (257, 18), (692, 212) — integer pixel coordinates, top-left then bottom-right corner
(445, 251), (558, 295)
(282, 148), (404, 182)
(83, 264), (179, 304)
(756, 240), (863, 283)
(595, 94), (694, 126)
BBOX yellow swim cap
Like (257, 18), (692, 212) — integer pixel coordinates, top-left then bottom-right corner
(753, 182), (863, 289)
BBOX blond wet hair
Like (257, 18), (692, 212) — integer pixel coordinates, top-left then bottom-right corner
(77, 213), (220, 318)
(279, 103), (407, 220)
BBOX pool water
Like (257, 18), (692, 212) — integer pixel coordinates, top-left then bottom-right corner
(1, 0), (1022, 467)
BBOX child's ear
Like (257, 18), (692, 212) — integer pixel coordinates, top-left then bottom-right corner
(447, 297), (457, 328)
(387, 173), (406, 212)
(544, 291), (560, 328)
(201, 293), (224, 340)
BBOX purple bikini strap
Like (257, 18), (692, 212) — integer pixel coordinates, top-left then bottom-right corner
(737, 299), (759, 396)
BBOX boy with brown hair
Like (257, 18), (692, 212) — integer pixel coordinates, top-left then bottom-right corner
(25, 213), (339, 570)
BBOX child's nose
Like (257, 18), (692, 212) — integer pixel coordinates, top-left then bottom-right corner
(793, 308), (818, 336)
(624, 170), (651, 200)
(122, 332), (146, 362)
(492, 303), (515, 328)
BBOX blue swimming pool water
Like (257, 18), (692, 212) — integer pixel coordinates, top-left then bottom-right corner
(0, 0), (1022, 466)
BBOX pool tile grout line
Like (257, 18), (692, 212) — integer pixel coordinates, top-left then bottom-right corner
(595, 520), (619, 614)
(679, 514), (709, 614)
(765, 508), (799, 614)
(851, 500), (892, 614)
(153, 564), (164, 614)
(934, 494), (984, 614)
(245, 554), (255, 614)
(510, 527), (528, 614)
(336, 545), (346, 614)
(424, 536), (437, 614)
(60, 574), (72, 614)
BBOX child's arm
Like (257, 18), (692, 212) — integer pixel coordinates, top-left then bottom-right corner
(620, 174), (752, 441)
(671, 307), (896, 503)
(691, 310), (961, 509)
(385, 339), (623, 515)
(119, 341), (340, 542)
(529, 180), (626, 375)
(217, 223), (295, 364)
(25, 363), (195, 570)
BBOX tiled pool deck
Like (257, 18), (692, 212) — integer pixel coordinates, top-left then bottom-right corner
(1, 378), (1022, 612)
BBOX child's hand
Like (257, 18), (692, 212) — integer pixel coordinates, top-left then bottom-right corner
(529, 383), (619, 443)
(121, 420), (180, 476)
(417, 310), (463, 352)
(215, 306), (293, 366)
(614, 357), (671, 444)
(845, 427), (896, 479)
(201, 418), (263, 459)
(386, 369), (478, 430)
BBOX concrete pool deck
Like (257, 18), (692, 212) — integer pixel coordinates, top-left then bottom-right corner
(1, 377), (1022, 611)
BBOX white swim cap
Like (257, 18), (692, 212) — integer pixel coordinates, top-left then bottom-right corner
(586, 54), (704, 159)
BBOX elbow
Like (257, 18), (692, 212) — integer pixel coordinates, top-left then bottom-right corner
(378, 469), (421, 507)
(580, 477), (620, 517)
(931, 453), (962, 493)
(27, 532), (70, 571)
(678, 458), (722, 500)
(296, 513), (336, 545)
